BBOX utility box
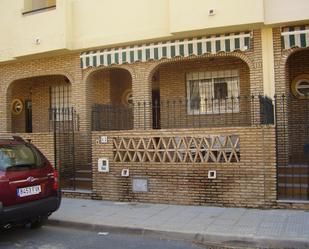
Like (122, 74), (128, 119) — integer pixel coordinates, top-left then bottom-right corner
(98, 157), (109, 172)
(208, 170), (217, 179)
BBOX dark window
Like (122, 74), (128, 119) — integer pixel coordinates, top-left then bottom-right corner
(214, 82), (228, 99)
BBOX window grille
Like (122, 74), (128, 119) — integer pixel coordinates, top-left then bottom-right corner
(186, 70), (240, 114)
(50, 85), (72, 121)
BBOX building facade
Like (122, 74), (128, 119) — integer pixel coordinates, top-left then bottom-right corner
(1, 0), (309, 209)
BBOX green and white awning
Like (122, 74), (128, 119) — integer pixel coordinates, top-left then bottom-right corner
(281, 26), (309, 49)
(80, 32), (251, 69)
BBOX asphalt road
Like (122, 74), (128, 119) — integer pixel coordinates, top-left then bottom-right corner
(0, 225), (214, 249)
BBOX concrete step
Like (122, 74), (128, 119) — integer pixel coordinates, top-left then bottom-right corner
(61, 177), (92, 190)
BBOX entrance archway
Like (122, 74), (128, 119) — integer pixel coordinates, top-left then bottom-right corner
(7, 75), (71, 133)
(277, 49), (309, 200)
(87, 67), (133, 131)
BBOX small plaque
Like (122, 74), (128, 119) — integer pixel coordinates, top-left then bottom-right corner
(132, 178), (148, 192)
(100, 136), (108, 144)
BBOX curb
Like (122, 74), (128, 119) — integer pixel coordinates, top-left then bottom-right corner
(47, 219), (309, 249)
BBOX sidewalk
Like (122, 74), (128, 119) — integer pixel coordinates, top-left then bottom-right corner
(48, 198), (309, 249)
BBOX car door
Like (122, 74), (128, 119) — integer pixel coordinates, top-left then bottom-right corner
(0, 142), (54, 207)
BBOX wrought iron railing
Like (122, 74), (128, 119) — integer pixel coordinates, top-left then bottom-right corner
(92, 95), (275, 131)
(49, 107), (80, 132)
(274, 94), (309, 200)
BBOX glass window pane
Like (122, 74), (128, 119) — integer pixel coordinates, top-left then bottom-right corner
(187, 71), (240, 114)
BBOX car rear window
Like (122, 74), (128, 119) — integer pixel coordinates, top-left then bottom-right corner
(0, 144), (43, 171)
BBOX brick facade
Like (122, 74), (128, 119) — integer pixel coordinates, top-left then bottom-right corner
(286, 50), (309, 164)
(9, 75), (70, 133)
(2, 28), (306, 209)
(0, 54), (86, 132)
(156, 56), (251, 128)
(92, 126), (277, 208)
(273, 27), (309, 209)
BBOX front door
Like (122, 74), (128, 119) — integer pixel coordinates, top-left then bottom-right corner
(25, 100), (32, 133)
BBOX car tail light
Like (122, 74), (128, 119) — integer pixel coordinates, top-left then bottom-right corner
(53, 170), (59, 190)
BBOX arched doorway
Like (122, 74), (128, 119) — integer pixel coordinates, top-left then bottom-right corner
(7, 75), (72, 133)
(6, 75), (89, 191)
(88, 67), (133, 131)
(278, 49), (309, 200)
(149, 56), (252, 129)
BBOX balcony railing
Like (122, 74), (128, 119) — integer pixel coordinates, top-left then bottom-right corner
(92, 95), (275, 131)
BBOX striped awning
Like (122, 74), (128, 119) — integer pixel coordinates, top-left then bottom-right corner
(281, 26), (309, 49)
(80, 32), (251, 69)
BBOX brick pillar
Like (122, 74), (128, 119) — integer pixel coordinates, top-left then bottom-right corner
(131, 65), (154, 130)
(0, 82), (9, 132)
(272, 27), (290, 166)
(249, 29), (264, 125)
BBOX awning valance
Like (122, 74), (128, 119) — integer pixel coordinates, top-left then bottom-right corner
(281, 26), (309, 50)
(80, 32), (251, 69)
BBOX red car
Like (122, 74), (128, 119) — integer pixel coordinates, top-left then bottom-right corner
(0, 135), (61, 229)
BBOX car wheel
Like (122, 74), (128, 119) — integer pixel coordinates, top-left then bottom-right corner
(30, 215), (48, 229)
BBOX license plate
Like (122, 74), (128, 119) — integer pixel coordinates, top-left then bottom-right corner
(17, 185), (41, 197)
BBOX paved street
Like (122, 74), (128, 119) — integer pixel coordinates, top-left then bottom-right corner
(0, 225), (217, 249)
(48, 198), (309, 249)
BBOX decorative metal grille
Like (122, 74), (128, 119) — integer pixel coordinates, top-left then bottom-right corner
(92, 95), (274, 131)
(113, 135), (240, 163)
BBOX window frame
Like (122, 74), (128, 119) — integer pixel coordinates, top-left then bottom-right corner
(23, 0), (56, 15)
(291, 74), (309, 99)
(186, 70), (240, 115)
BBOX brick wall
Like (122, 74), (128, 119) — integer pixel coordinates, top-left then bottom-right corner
(88, 68), (132, 106)
(156, 57), (251, 128)
(9, 75), (69, 133)
(92, 126), (277, 208)
(0, 28), (282, 208)
(0, 54), (86, 132)
(0, 54), (92, 186)
(286, 50), (309, 164)
(273, 27), (309, 208)
(273, 28), (309, 164)
(89, 68), (133, 130)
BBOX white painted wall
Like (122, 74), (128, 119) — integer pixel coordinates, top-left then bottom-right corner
(70, 0), (170, 50)
(169, 0), (264, 34)
(264, 0), (309, 25)
(0, 0), (69, 61)
(261, 28), (275, 97)
(1, 0), (309, 61)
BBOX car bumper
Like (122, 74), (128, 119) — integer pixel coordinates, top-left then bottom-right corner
(0, 191), (61, 225)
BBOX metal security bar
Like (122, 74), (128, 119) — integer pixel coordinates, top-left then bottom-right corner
(92, 95), (275, 131)
(49, 107), (79, 132)
(92, 104), (133, 131)
(49, 107), (80, 190)
(275, 94), (309, 200)
(260, 96), (274, 125)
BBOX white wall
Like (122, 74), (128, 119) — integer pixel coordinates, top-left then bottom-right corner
(169, 0), (264, 34)
(264, 0), (309, 25)
(0, 0), (69, 61)
(1, 0), (309, 61)
(70, 0), (170, 50)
